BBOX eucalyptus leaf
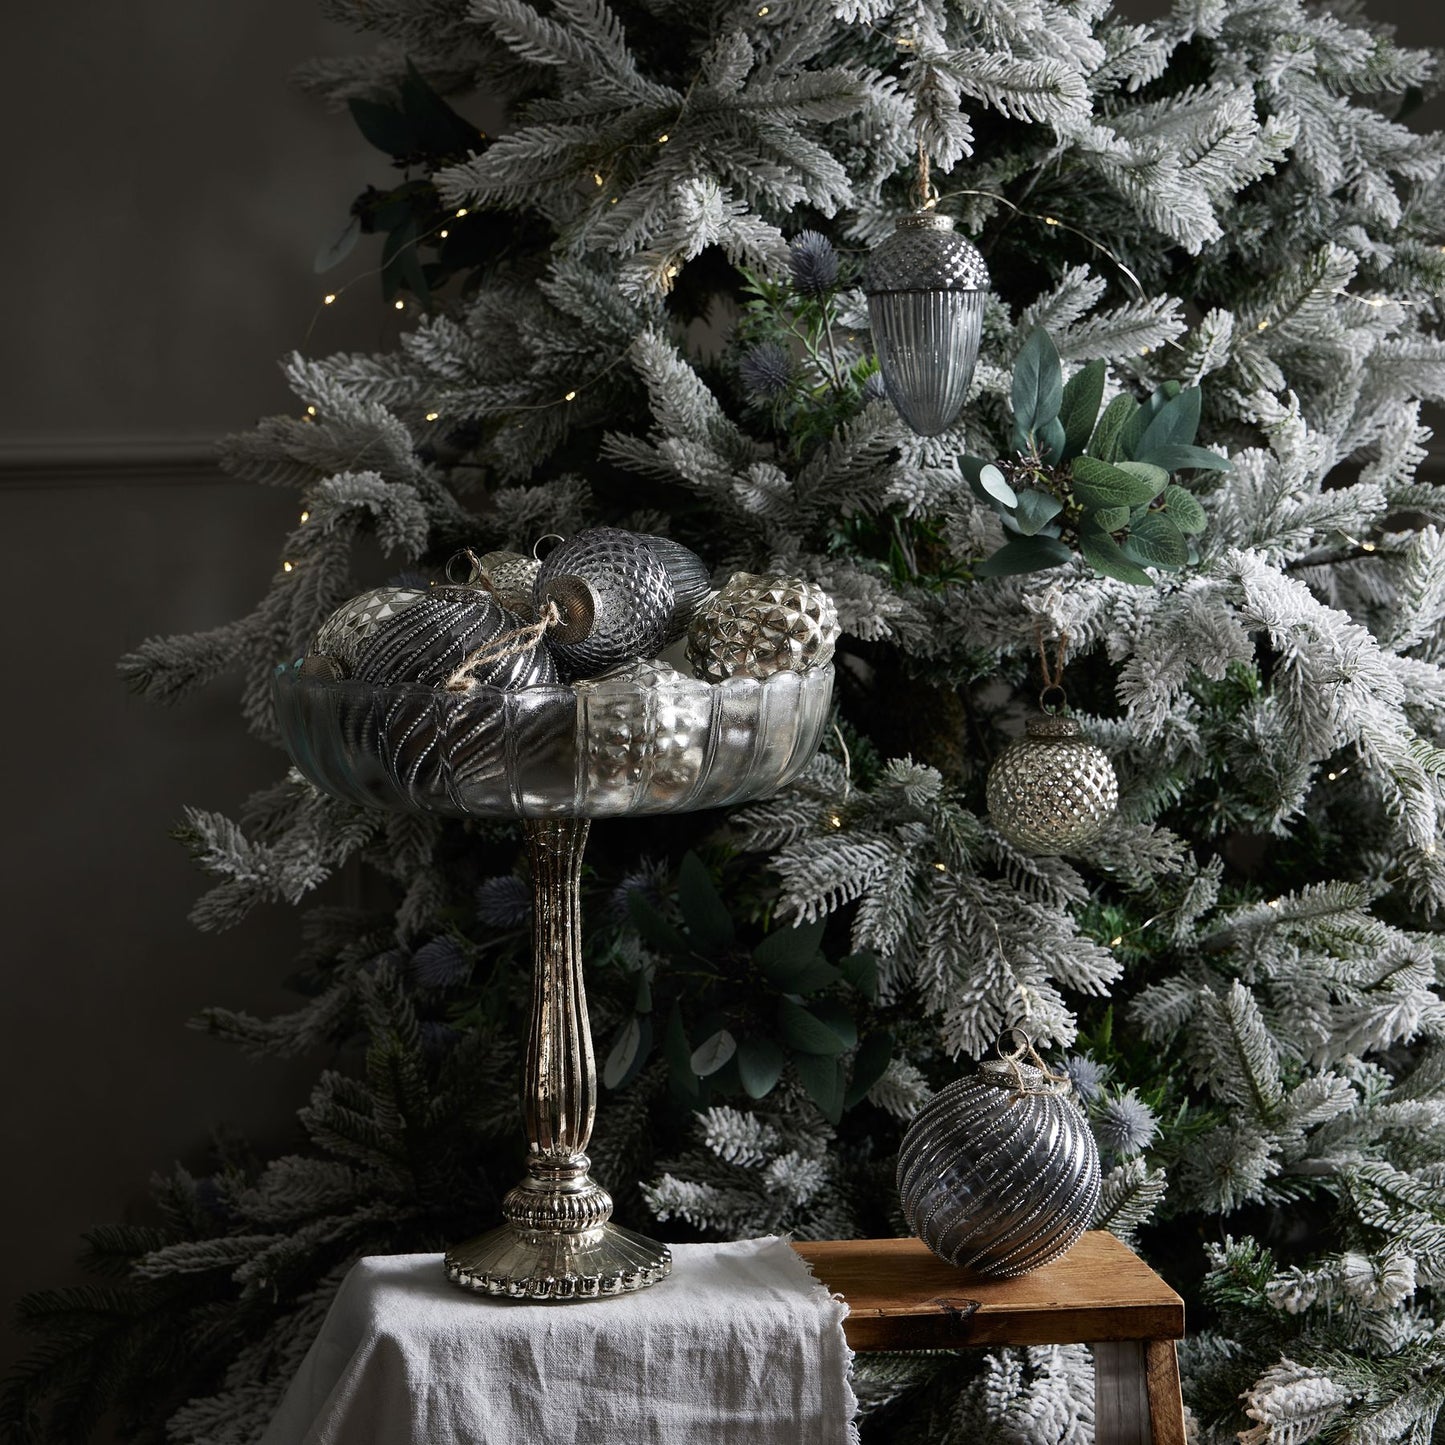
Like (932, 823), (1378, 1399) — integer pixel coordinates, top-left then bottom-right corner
(979, 464), (1018, 508)
(1014, 489), (1064, 535)
(1011, 327), (1064, 436)
(974, 535), (1073, 578)
(844, 1031), (894, 1109)
(1163, 484), (1208, 534)
(1122, 511), (1188, 570)
(314, 215), (361, 274)
(1134, 386), (1202, 462)
(1079, 520), (1153, 586)
(1036, 417), (1067, 465)
(737, 1036), (785, 1099)
(778, 997), (849, 1055)
(349, 97), (423, 157)
(754, 917), (826, 982)
(1089, 394), (1139, 463)
(809, 999), (858, 1051)
(677, 852), (733, 953)
(1058, 359), (1106, 459)
(1115, 461), (1169, 495)
(1072, 454), (1164, 510)
(1146, 443), (1231, 473)
(628, 892), (691, 960)
(1091, 505), (1130, 534)
(663, 1003), (696, 1100)
(837, 951), (879, 1001)
(603, 1015), (650, 1090)
(690, 1028), (737, 1078)
(795, 1053), (845, 1124)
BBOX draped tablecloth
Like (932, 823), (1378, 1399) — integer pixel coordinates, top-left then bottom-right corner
(260, 1237), (857, 1445)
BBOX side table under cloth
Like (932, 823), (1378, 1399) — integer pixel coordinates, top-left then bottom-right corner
(795, 1232), (1186, 1445)
(258, 1237), (856, 1445)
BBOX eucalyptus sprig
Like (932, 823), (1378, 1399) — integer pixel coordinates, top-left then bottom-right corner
(967, 328), (1229, 585)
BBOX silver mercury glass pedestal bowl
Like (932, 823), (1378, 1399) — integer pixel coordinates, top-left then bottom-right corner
(272, 660), (834, 1300)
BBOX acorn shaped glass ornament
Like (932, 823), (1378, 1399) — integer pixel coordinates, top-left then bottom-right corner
(533, 527), (677, 680)
(897, 1032), (1101, 1278)
(864, 209), (989, 437)
(687, 572), (839, 683)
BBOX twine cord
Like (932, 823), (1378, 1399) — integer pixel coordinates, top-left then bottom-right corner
(916, 136), (931, 209)
(445, 598), (562, 692)
(1035, 623), (1070, 712)
(985, 1027), (1073, 1098)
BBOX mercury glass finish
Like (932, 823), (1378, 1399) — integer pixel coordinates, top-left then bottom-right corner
(985, 715), (1120, 854)
(864, 211), (989, 437)
(897, 1062), (1101, 1278)
(272, 661), (833, 1299)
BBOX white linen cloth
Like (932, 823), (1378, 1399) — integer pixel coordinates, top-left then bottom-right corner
(259, 1237), (857, 1445)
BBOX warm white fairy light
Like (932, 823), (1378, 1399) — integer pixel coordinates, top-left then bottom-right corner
(282, 561), (294, 573)
(299, 510), (310, 523)
(306, 405), (317, 416)
(564, 390), (577, 402)
(593, 172), (605, 186)
(456, 207), (469, 217)
(425, 411), (440, 422)
(323, 293), (337, 305)
(657, 133), (669, 143)
(394, 299), (405, 310)
(439, 228), (449, 238)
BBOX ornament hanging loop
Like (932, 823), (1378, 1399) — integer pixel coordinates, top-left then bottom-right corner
(446, 548), (485, 586)
(916, 136), (933, 210)
(984, 1027), (1073, 1097)
(1036, 624), (1071, 714)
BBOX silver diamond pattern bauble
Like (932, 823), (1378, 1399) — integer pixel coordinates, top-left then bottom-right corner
(314, 586), (428, 670)
(352, 586), (558, 690)
(986, 715), (1119, 855)
(475, 550), (541, 620)
(864, 211), (989, 437)
(686, 572), (839, 683)
(897, 1054), (1101, 1278)
(576, 658), (709, 806)
(533, 528), (675, 680)
(634, 534), (712, 641)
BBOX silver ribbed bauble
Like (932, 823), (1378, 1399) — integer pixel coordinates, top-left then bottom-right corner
(352, 586), (558, 691)
(686, 572), (839, 683)
(634, 534), (712, 641)
(534, 528), (675, 680)
(475, 550), (541, 619)
(897, 1050), (1100, 1278)
(313, 586), (429, 671)
(986, 715), (1119, 855)
(864, 211), (989, 437)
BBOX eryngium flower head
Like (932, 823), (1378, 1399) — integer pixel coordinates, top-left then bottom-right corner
(1094, 1088), (1159, 1158)
(1063, 1052), (1108, 1103)
(789, 230), (840, 294)
(739, 342), (795, 400)
(861, 371), (888, 404)
(475, 875), (531, 929)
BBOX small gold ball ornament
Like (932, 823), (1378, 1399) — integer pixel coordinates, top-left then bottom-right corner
(686, 572), (839, 682)
(986, 715), (1119, 855)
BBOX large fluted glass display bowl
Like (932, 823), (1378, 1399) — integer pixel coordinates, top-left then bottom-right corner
(272, 660), (834, 1301)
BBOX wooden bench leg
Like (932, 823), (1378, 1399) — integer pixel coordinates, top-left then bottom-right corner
(1094, 1340), (1186, 1445)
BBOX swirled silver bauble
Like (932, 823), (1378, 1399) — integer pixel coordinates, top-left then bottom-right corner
(864, 211), (989, 437)
(313, 585), (429, 671)
(897, 1053), (1100, 1278)
(986, 715), (1119, 855)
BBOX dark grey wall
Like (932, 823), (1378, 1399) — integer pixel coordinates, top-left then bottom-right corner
(2, 0), (1444, 1426)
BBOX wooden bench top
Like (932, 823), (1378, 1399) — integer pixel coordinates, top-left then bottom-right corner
(793, 1232), (1183, 1352)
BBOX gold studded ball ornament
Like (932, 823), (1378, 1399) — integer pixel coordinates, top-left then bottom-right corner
(686, 572), (840, 683)
(985, 715), (1119, 855)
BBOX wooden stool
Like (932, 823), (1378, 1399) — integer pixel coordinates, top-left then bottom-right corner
(794, 1232), (1185, 1445)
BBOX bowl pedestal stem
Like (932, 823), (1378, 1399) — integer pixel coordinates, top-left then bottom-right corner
(444, 819), (672, 1299)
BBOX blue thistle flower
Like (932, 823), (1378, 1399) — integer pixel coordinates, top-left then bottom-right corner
(475, 875), (531, 929)
(1094, 1088), (1159, 1158)
(861, 371), (888, 404)
(739, 342), (795, 401)
(789, 230), (840, 294)
(1062, 1052), (1109, 1103)
(411, 937), (471, 987)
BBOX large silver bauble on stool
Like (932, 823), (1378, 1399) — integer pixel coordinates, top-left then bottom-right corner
(897, 1037), (1101, 1277)
(864, 211), (989, 437)
(986, 715), (1119, 855)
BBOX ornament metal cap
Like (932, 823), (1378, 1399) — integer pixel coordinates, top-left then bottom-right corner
(539, 575), (598, 644)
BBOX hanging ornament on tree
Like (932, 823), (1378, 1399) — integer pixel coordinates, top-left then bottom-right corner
(985, 630), (1119, 855)
(312, 585), (429, 672)
(897, 1031), (1101, 1278)
(634, 534), (713, 640)
(686, 572), (839, 682)
(352, 586), (557, 691)
(532, 527), (676, 680)
(864, 144), (989, 437)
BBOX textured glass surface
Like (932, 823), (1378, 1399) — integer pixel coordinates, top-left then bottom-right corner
(897, 1075), (1101, 1278)
(986, 716), (1120, 853)
(869, 289), (985, 436)
(273, 661), (833, 819)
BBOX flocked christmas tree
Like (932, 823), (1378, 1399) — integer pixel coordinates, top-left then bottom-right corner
(7, 0), (1445, 1440)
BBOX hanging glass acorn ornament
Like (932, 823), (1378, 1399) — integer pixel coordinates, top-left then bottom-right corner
(986, 629), (1119, 855)
(864, 141), (990, 437)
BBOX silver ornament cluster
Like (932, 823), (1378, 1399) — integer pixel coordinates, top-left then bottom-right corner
(864, 211), (989, 438)
(313, 586), (428, 670)
(686, 572), (840, 683)
(535, 528), (676, 679)
(897, 1050), (1101, 1278)
(986, 715), (1119, 855)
